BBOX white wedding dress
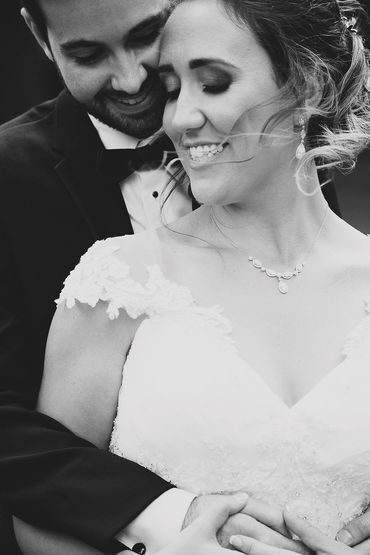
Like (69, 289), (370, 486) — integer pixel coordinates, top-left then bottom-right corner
(57, 235), (370, 538)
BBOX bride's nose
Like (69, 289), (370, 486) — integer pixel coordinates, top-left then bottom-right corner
(171, 90), (206, 133)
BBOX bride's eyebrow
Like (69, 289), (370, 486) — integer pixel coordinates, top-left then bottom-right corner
(189, 58), (238, 70)
(158, 58), (238, 74)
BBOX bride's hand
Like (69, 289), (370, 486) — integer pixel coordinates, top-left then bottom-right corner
(155, 494), (253, 555)
(184, 493), (310, 554)
(229, 508), (355, 555)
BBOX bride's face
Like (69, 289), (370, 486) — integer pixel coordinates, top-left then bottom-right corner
(160, 0), (297, 206)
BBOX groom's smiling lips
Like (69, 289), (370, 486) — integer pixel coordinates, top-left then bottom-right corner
(104, 77), (164, 115)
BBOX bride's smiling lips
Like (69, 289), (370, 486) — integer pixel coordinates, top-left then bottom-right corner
(181, 140), (230, 168)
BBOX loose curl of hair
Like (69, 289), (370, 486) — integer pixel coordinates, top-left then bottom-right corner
(168, 0), (370, 192)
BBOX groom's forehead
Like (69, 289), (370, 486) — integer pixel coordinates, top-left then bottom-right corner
(39, 0), (170, 36)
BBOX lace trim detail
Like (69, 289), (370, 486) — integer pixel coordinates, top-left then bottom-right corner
(111, 433), (370, 537)
(56, 238), (199, 320)
(342, 303), (370, 358)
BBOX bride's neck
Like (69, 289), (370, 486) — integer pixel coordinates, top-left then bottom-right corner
(202, 172), (329, 268)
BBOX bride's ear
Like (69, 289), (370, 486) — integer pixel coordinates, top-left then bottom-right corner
(21, 7), (54, 62)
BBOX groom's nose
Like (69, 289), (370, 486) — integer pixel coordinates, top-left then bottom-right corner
(110, 52), (148, 94)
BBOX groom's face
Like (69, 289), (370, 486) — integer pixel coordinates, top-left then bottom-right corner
(26, 0), (170, 138)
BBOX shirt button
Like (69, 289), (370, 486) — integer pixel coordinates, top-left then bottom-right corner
(152, 191), (159, 198)
(132, 543), (146, 554)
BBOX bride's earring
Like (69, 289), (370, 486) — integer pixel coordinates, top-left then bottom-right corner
(295, 116), (306, 160)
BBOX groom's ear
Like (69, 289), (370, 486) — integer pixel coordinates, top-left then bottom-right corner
(21, 7), (54, 62)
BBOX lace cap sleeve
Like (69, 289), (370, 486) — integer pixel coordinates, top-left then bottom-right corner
(56, 238), (152, 320)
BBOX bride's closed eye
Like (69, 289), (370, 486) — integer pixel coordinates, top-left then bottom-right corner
(197, 67), (232, 94)
(161, 73), (232, 101)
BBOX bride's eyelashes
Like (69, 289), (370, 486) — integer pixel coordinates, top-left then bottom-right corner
(162, 76), (232, 101)
(197, 67), (232, 94)
(165, 82), (230, 101)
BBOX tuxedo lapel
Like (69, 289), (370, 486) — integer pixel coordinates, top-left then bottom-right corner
(53, 91), (133, 240)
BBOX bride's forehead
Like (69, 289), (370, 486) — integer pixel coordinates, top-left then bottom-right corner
(161, 2), (252, 54)
(160, 4), (263, 70)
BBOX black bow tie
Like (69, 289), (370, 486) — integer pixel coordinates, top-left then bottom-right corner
(99, 137), (175, 184)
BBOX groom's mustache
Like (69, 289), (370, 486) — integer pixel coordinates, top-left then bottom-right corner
(99, 69), (165, 104)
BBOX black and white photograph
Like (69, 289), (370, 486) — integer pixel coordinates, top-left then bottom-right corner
(0, 1), (370, 554)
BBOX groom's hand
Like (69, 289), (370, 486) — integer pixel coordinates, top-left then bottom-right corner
(337, 505), (370, 553)
(182, 493), (311, 554)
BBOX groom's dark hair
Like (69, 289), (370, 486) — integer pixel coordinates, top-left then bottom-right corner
(19, 0), (48, 43)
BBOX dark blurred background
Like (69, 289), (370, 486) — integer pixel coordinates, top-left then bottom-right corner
(0, 0), (369, 232)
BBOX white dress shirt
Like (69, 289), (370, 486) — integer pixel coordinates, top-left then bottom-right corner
(89, 115), (195, 553)
(89, 115), (192, 233)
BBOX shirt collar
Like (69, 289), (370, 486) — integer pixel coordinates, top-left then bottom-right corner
(88, 114), (139, 150)
(88, 114), (165, 150)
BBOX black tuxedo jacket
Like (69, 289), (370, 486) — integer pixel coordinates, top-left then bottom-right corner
(0, 90), (172, 554)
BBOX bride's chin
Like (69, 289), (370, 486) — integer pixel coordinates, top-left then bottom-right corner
(190, 182), (228, 207)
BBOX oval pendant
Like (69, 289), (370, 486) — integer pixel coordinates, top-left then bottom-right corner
(278, 281), (289, 294)
(295, 143), (306, 160)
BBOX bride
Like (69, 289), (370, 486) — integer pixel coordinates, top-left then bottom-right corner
(16, 0), (370, 553)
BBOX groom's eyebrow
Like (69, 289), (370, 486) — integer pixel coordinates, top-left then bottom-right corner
(60, 10), (170, 51)
(128, 10), (170, 37)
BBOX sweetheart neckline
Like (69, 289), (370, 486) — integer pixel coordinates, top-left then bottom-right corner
(69, 239), (370, 412)
(141, 263), (370, 411)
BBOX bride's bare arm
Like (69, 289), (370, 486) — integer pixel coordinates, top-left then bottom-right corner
(14, 300), (139, 553)
(38, 300), (140, 449)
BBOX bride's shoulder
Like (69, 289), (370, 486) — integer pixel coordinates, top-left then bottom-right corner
(56, 232), (161, 321)
(330, 217), (370, 292)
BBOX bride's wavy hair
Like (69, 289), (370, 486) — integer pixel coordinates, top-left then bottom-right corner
(168, 0), (370, 188)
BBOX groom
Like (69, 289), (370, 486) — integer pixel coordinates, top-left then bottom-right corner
(0, 0), (361, 554)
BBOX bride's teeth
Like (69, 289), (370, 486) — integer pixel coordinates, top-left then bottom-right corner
(189, 143), (224, 161)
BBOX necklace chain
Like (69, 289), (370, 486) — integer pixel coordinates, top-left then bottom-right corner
(248, 205), (329, 294)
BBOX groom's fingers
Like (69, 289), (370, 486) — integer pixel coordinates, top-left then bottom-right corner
(195, 493), (250, 537)
(241, 495), (288, 536)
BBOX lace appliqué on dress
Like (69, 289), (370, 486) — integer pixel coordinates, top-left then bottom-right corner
(56, 238), (197, 320)
(342, 300), (370, 359)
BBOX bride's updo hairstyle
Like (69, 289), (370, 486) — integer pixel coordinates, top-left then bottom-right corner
(170, 0), (370, 180)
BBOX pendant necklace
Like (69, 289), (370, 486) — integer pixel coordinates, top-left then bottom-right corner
(247, 205), (329, 295)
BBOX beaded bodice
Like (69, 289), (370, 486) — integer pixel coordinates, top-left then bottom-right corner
(58, 236), (370, 538)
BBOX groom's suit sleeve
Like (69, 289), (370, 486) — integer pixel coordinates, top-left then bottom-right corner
(0, 100), (179, 553)
(0, 226), (178, 553)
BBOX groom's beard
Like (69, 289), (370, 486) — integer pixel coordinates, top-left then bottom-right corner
(56, 65), (167, 139)
(89, 69), (167, 138)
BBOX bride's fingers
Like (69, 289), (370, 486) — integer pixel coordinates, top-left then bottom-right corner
(283, 509), (353, 554)
(241, 495), (289, 536)
(223, 513), (311, 555)
(229, 535), (297, 555)
(351, 537), (370, 553)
